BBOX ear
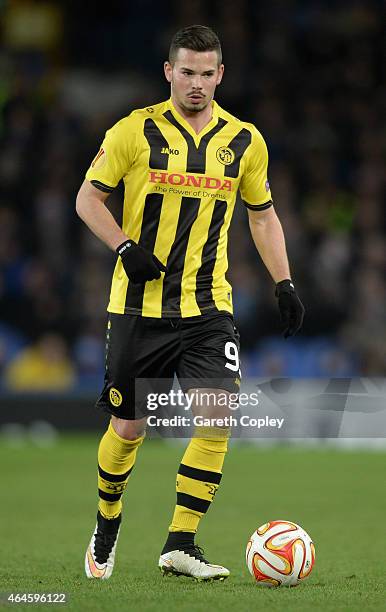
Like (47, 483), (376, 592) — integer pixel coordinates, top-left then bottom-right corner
(216, 64), (224, 86)
(164, 61), (172, 83)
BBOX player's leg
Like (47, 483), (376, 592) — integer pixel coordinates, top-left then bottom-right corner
(86, 314), (176, 579)
(86, 416), (146, 579)
(159, 400), (231, 581)
(159, 313), (240, 581)
(98, 417), (147, 518)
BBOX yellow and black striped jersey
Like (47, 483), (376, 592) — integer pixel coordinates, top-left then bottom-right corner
(85, 98), (272, 318)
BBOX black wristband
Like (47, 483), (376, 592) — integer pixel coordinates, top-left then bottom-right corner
(275, 279), (295, 297)
(116, 239), (135, 257)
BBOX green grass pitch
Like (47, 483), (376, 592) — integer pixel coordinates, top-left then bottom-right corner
(1, 435), (385, 611)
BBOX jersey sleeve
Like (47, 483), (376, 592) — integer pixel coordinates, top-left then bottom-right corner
(239, 126), (273, 210)
(85, 115), (137, 192)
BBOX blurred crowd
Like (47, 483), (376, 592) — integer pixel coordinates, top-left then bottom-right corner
(0, 0), (385, 391)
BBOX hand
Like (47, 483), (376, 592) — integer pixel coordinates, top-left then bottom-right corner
(116, 239), (166, 284)
(275, 279), (305, 338)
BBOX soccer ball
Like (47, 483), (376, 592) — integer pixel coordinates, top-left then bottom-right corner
(246, 520), (315, 587)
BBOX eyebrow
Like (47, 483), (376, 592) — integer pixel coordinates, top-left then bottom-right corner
(180, 67), (216, 74)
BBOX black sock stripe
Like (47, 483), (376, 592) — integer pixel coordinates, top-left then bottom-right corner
(161, 196), (201, 315)
(98, 489), (122, 502)
(178, 463), (222, 484)
(177, 492), (211, 513)
(124, 192), (164, 311)
(144, 119), (169, 170)
(195, 199), (227, 312)
(98, 464), (133, 483)
(163, 111), (227, 174)
(224, 128), (252, 178)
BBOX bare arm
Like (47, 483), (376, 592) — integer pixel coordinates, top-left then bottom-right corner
(75, 179), (127, 251)
(247, 205), (291, 282)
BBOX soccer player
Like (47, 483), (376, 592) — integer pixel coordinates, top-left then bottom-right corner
(76, 25), (304, 582)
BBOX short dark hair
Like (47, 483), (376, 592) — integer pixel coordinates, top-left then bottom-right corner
(169, 25), (222, 66)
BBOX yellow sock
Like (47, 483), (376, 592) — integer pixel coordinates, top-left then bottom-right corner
(169, 426), (230, 533)
(97, 420), (144, 519)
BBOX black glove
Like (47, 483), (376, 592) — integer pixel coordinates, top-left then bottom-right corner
(116, 239), (166, 284)
(275, 279), (305, 339)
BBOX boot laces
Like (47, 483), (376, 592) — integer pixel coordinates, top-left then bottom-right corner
(185, 544), (209, 564)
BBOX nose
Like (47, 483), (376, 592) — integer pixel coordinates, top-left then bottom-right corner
(191, 75), (203, 90)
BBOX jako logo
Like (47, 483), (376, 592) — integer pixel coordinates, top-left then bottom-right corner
(149, 171), (232, 191)
(161, 147), (179, 155)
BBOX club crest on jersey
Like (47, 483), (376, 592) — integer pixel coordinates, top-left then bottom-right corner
(149, 171), (232, 191)
(91, 147), (106, 169)
(216, 146), (235, 166)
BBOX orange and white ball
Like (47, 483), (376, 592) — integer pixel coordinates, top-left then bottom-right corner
(246, 520), (315, 587)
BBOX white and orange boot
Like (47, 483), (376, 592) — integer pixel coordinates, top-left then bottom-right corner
(85, 512), (121, 579)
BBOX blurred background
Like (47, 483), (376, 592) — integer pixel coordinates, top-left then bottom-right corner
(0, 0), (385, 413)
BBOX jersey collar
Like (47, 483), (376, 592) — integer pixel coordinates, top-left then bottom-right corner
(166, 98), (220, 146)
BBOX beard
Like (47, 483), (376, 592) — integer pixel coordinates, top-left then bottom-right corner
(180, 97), (209, 113)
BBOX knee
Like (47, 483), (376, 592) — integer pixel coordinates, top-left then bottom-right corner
(111, 416), (146, 441)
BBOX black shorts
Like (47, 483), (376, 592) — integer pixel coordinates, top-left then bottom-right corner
(96, 312), (241, 420)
